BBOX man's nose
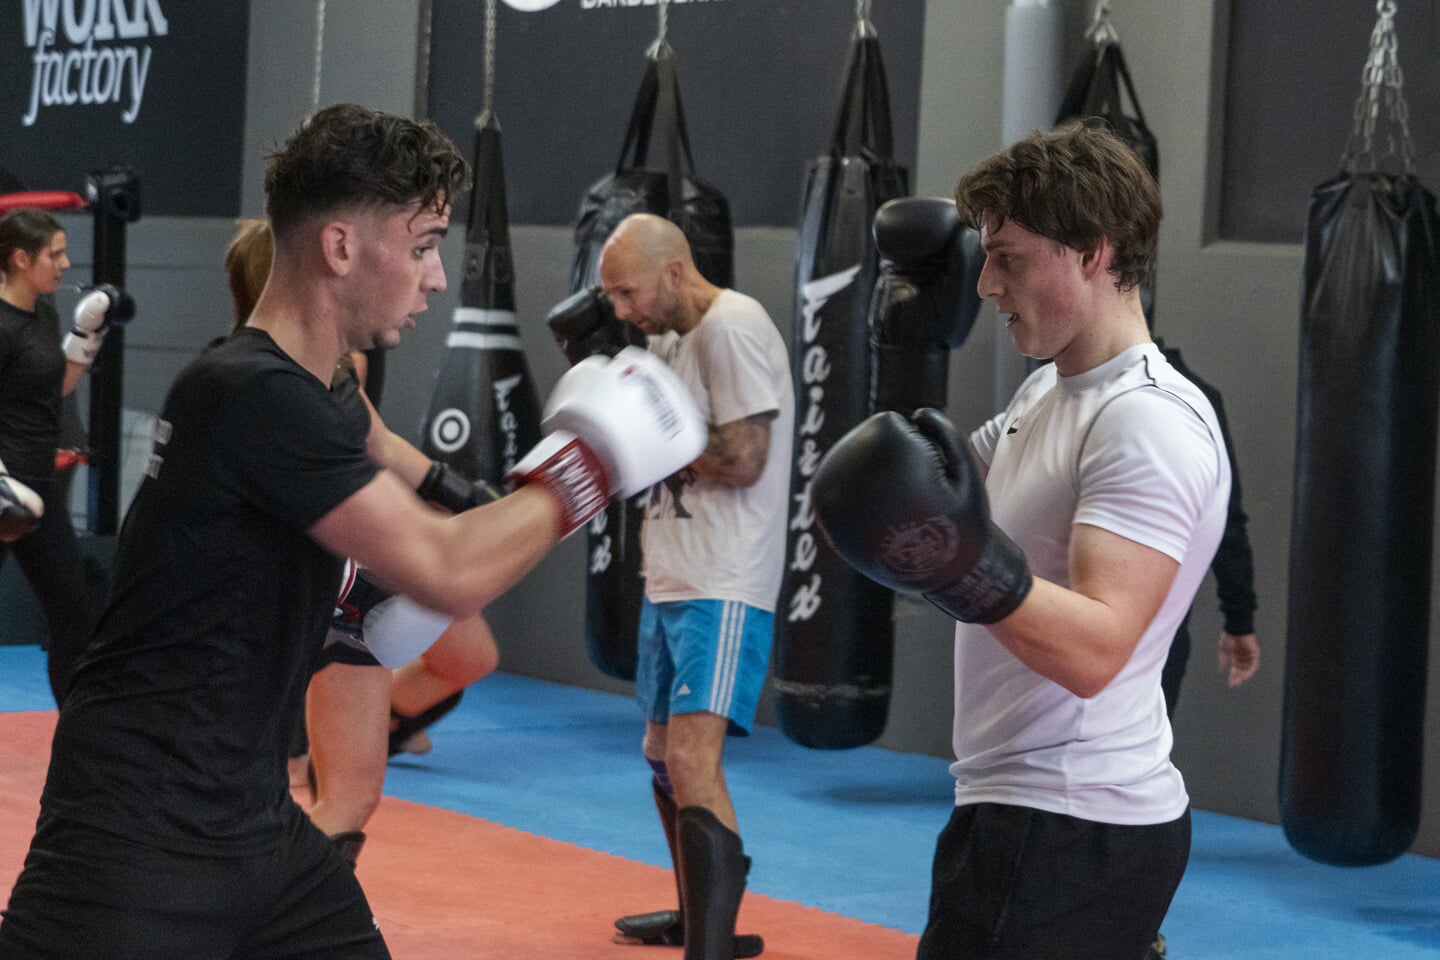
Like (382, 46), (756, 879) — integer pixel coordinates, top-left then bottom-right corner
(976, 259), (999, 300)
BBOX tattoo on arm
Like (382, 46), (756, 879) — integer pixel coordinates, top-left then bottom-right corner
(696, 411), (776, 488)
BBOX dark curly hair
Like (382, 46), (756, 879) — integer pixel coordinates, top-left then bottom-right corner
(953, 122), (1161, 293)
(264, 103), (470, 239)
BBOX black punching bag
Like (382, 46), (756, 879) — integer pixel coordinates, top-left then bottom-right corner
(1281, 171), (1440, 866)
(564, 37), (732, 682)
(1280, 9), (1440, 866)
(570, 40), (733, 292)
(774, 13), (907, 749)
(1055, 20), (1159, 320)
(546, 287), (646, 680)
(420, 111), (542, 488)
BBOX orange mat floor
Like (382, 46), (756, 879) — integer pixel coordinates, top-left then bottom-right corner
(0, 710), (917, 959)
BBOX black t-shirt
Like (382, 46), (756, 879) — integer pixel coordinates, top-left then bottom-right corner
(41, 327), (379, 855)
(0, 297), (64, 483)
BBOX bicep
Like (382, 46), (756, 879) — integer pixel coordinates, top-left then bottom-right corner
(1068, 522), (1179, 646)
(309, 470), (450, 606)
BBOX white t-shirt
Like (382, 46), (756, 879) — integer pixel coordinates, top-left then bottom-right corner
(642, 289), (794, 612)
(951, 343), (1230, 825)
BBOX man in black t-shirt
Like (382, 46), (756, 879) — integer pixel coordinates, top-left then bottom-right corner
(0, 104), (706, 960)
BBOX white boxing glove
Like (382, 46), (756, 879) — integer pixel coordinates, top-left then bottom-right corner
(509, 347), (706, 537)
(0, 457), (43, 542)
(63, 284), (131, 367)
(333, 562), (453, 669)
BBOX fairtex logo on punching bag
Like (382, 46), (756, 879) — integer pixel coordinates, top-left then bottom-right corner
(786, 265), (859, 624)
(21, 0), (168, 126)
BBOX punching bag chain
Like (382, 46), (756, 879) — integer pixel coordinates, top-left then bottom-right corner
(855, 0), (872, 23)
(311, 0), (326, 113)
(483, 0), (497, 116)
(1343, 0), (1414, 176)
(656, 0), (668, 45)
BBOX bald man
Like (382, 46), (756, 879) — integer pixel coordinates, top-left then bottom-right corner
(599, 214), (793, 960)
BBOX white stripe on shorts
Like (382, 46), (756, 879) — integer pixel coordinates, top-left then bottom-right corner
(709, 601), (745, 716)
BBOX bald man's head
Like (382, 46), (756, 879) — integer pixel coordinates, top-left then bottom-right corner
(599, 214), (704, 336)
(605, 213), (694, 269)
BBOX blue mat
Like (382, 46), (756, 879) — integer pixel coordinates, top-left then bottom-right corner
(5, 644), (1440, 954)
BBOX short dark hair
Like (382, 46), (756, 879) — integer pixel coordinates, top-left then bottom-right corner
(264, 103), (470, 239)
(0, 207), (63, 275)
(953, 122), (1161, 292)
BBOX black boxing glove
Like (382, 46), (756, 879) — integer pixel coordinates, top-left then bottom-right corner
(870, 197), (984, 413)
(812, 407), (1032, 624)
(545, 286), (645, 366)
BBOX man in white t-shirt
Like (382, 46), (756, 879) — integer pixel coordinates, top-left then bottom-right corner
(811, 123), (1229, 960)
(599, 213), (793, 960)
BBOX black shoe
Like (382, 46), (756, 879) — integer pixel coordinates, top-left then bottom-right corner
(388, 690), (463, 757)
(613, 909), (763, 957)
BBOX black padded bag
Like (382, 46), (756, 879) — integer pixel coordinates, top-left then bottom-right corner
(773, 20), (908, 750)
(1281, 170), (1440, 866)
(570, 41), (732, 292)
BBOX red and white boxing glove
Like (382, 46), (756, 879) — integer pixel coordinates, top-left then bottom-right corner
(0, 457), (42, 542)
(509, 346), (706, 538)
(63, 284), (133, 368)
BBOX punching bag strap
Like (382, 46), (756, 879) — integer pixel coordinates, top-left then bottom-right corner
(652, 46), (694, 223)
(1103, 42), (1151, 133)
(832, 7), (895, 161)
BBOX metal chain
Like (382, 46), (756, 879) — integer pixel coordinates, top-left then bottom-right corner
(483, 0), (497, 115)
(1086, 0), (1119, 46)
(1343, 0), (1415, 175)
(311, 0), (326, 113)
(856, 0), (872, 23)
(657, 0), (668, 44)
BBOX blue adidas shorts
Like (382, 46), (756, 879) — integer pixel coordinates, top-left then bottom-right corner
(636, 597), (773, 734)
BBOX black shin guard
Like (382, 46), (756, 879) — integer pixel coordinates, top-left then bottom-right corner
(388, 690), (463, 757)
(614, 783), (763, 958)
(677, 806), (751, 960)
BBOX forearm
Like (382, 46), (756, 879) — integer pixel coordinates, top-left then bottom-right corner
(371, 426), (432, 490)
(1212, 523), (1257, 634)
(313, 475), (562, 619)
(985, 577), (1142, 698)
(359, 388), (431, 489)
(61, 360), (86, 397)
(692, 414), (770, 488)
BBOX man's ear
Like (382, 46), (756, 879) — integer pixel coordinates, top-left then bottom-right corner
(1079, 235), (1115, 281)
(319, 220), (357, 277)
(664, 258), (685, 286)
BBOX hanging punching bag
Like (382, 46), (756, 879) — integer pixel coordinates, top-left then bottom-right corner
(1054, 16), (1158, 320)
(869, 198), (983, 417)
(773, 13), (908, 750)
(563, 35), (733, 682)
(419, 110), (543, 488)
(1280, 7), (1440, 867)
(570, 41), (733, 291)
(546, 286), (646, 680)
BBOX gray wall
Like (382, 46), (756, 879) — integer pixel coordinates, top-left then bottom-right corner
(58, 0), (1440, 857)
